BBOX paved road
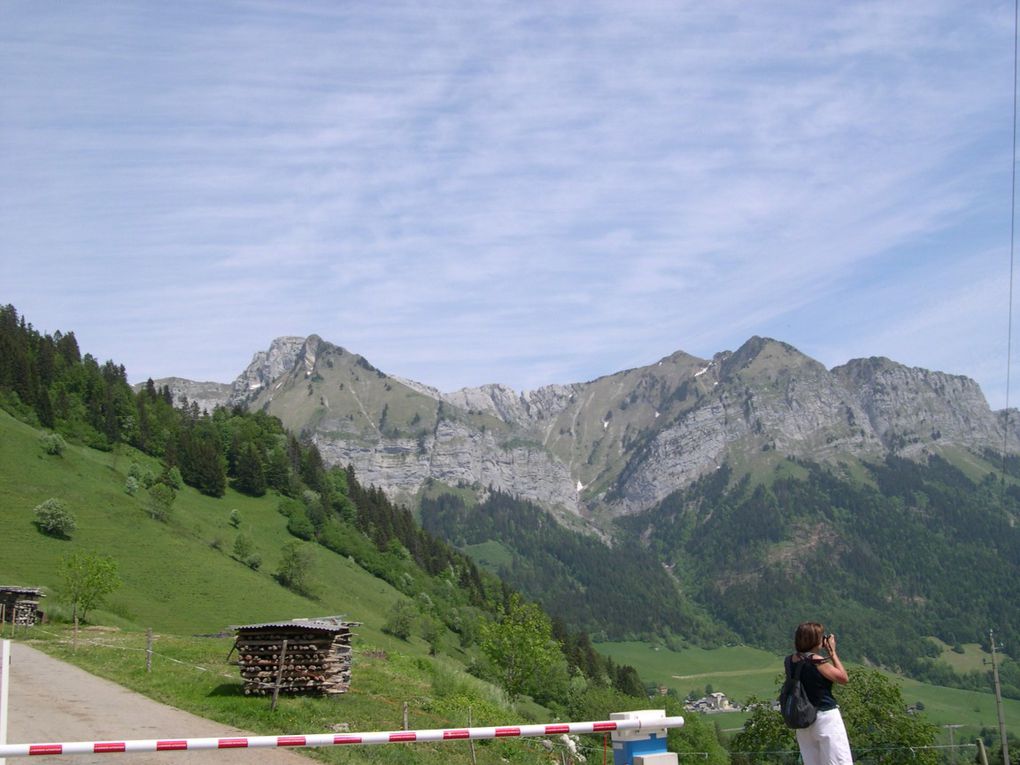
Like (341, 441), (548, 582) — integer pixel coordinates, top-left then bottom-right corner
(3, 642), (311, 764)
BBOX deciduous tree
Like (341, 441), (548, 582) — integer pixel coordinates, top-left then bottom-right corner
(276, 541), (314, 597)
(146, 483), (176, 521)
(61, 550), (120, 623)
(382, 600), (416, 641)
(480, 593), (561, 702)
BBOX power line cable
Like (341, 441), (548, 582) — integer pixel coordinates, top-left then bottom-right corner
(1005, 0), (1019, 465)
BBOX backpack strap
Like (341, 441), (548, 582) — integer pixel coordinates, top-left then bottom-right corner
(786, 652), (811, 679)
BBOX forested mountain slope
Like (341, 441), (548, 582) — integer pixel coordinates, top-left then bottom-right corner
(618, 456), (1020, 694)
(420, 488), (727, 643)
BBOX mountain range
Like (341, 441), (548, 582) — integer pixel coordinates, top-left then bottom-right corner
(149, 334), (1020, 526)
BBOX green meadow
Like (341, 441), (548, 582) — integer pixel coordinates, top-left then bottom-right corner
(596, 640), (1019, 739)
(0, 410), (411, 642)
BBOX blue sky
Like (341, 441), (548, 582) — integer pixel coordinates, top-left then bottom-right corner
(2, 1), (1018, 408)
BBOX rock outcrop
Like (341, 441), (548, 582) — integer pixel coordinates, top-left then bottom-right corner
(229, 336), (310, 405)
(143, 377), (232, 415)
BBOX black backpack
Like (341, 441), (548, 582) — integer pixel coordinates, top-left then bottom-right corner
(779, 654), (818, 729)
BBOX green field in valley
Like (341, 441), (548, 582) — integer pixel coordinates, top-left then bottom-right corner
(596, 640), (1020, 740)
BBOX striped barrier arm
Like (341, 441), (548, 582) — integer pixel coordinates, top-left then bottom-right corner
(0, 716), (685, 758)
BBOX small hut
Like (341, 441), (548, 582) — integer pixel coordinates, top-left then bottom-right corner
(230, 616), (357, 696)
(0, 586), (45, 626)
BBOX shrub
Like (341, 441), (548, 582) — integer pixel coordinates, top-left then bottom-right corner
(146, 483), (176, 521)
(229, 509), (241, 528)
(276, 541), (315, 596)
(34, 498), (76, 538)
(233, 534), (253, 561)
(39, 432), (67, 456)
(129, 462), (158, 488)
(124, 476), (140, 496)
(161, 466), (184, 490)
(286, 509), (315, 540)
(382, 600), (416, 641)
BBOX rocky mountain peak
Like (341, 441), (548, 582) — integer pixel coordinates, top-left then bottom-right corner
(831, 356), (996, 452)
(230, 336), (314, 405)
(720, 336), (824, 381)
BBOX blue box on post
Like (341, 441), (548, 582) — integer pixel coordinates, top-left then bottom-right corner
(610, 710), (679, 765)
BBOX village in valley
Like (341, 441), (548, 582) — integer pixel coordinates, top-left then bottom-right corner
(681, 691), (743, 714)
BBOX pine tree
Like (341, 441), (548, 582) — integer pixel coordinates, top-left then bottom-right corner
(234, 442), (267, 496)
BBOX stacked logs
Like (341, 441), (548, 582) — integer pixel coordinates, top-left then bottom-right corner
(231, 619), (356, 696)
(0, 586), (44, 626)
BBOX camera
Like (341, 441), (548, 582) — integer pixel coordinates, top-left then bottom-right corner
(824, 633), (832, 641)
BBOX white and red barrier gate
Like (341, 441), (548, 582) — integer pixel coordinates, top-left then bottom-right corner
(0, 715), (685, 759)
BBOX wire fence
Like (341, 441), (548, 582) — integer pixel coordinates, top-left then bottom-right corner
(29, 625), (240, 683)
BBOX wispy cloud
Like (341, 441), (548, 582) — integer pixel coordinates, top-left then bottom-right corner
(1, 0), (1016, 406)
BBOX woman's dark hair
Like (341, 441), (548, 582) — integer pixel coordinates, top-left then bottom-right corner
(795, 622), (825, 653)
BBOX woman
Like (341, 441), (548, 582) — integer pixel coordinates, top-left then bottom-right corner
(788, 622), (852, 765)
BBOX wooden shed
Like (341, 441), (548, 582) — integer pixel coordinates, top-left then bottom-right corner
(0, 586), (45, 626)
(230, 616), (357, 696)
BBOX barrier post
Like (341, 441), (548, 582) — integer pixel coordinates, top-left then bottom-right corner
(610, 709), (679, 765)
(1, 639), (11, 765)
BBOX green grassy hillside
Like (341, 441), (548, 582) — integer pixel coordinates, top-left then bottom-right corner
(0, 409), (411, 643)
(0, 409), (576, 764)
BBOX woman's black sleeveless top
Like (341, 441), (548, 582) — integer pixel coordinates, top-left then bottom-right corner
(786, 653), (838, 711)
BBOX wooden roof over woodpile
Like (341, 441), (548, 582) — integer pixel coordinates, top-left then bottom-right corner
(0, 586), (44, 597)
(231, 616), (360, 633)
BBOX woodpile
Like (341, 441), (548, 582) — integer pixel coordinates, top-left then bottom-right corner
(231, 617), (357, 696)
(0, 586), (44, 626)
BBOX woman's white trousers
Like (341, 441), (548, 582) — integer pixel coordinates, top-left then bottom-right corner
(795, 708), (853, 765)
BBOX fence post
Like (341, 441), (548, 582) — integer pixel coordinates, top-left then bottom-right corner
(978, 739), (990, 765)
(270, 640), (288, 712)
(145, 629), (153, 673)
(402, 701), (409, 730)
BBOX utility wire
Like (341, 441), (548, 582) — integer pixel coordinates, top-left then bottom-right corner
(1005, 0), (1019, 469)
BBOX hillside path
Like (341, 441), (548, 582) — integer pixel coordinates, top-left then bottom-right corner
(4, 641), (311, 764)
